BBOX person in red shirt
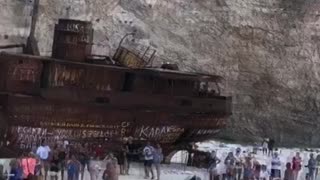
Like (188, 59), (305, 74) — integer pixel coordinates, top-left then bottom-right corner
(94, 144), (104, 159)
(292, 152), (302, 180)
(21, 152), (37, 179)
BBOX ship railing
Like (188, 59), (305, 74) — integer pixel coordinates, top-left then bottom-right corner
(121, 42), (156, 65)
(113, 32), (157, 68)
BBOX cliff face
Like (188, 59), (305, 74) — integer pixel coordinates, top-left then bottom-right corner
(1, 0), (320, 147)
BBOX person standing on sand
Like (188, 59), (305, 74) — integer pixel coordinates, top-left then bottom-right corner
(153, 143), (163, 180)
(292, 152), (302, 180)
(79, 143), (89, 180)
(253, 159), (261, 180)
(308, 153), (317, 180)
(89, 156), (101, 180)
(103, 153), (119, 180)
(143, 141), (155, 179)
(67, 154), (81, 180)
(259, 165), (269, 180)
(262, 139), (268, 156)
(94, 144), (104, 160)
(268, 139), (275, 157)
(34, 157), (42, 178)
(49, 153), (60, 180)
(234, 148), (243, 180)
(9, 157), (23, 180)
(208, 151), (221, 180)
(315, 153), (320, 180)
(243, 155), (253, 180)
(270, 152), (281, 180)
(224, 152), (235, 180)
(125, 137), (135, 175)
(284, 162), (294, 180)
(117, 144), (128, 175)
(21, 152), (36, 179)
(36, 139), (51, 180)
(57, 144), (67, 180)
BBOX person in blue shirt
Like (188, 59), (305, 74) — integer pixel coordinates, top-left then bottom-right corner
(67, 154), (81, 180)
(9, 158), (22, 180)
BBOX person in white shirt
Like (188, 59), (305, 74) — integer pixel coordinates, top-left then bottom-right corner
(260, 165), (270, 180)
(143, 141), (155, 179)
(270, 152), (281, 180)
(262, 139), (268, 155)
(234, 148), (243, 180)
(36, 139), (51, 180)
(90, 156), (102, 180)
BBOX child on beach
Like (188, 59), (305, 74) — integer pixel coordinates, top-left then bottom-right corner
(259, 165), (269, 180)
(284, 162), (294, 180)
(243, 156), (253, 180)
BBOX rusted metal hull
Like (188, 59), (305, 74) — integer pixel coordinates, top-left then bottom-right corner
(0, 52), (231, 156)
(2, 94), (227, 152)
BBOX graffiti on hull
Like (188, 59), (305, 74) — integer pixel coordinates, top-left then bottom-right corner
(134, 125), (185, 143)
(195, 129), (220, 135)
(8, 121), (132, 150)
(8, 61), (42, 83)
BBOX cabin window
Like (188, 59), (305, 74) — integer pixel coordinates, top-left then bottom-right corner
(197, 81), (221, 97)
(122, 73), (135, 91)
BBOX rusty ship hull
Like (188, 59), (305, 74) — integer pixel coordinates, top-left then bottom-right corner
(0, 52), (230, 155)
(0, 19), (231, 157)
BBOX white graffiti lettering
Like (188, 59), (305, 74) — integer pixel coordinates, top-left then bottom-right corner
(10, 63), (39, 82)
(135, 125), (184, 140)
(196, 129), (220, 135)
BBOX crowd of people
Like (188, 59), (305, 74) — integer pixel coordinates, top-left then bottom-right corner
(5, 137), (320, 180)
(207, 139), (320, 180)
(2, 138), (163, 180)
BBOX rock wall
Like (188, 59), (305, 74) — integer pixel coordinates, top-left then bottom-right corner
(1, 0), (320, 147)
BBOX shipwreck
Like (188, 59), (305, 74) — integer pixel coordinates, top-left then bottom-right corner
(0, 1), (231, 159)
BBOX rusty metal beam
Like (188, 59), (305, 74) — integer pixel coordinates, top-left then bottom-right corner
(25, 0), (40, 55)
